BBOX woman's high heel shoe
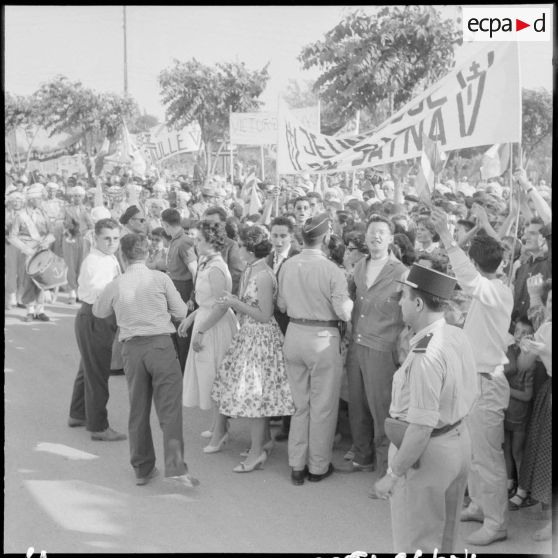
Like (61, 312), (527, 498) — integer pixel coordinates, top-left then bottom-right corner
(240, 439), (274, 458)
(203, 432), (229, 454)
(200, 430), (213, 439)
(233, 451), (267, 473)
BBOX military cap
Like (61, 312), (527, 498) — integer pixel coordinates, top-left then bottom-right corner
(301, 212), (330, 241)
(398, 263), (457, 300)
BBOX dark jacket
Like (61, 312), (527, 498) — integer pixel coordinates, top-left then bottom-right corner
(512, 253), (552, 321)
(265, 245), (300, 335)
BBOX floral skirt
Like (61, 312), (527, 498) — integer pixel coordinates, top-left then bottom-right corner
(212, 318), (295, 418)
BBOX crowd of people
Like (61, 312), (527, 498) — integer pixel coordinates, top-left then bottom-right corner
(4, 162), (552, 551)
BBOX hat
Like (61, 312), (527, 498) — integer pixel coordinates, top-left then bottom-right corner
(107, 185), (123, 196)
(398, 264), (457, 300)
(119, 204), (140, 225)
(404, 194), (419, 203)
(91, 206), (112, 223)
(301, 213), (330, 241)
(69, 185), (86, 196)
(27, 183), (45, 198)
(46, 182), (59, 190)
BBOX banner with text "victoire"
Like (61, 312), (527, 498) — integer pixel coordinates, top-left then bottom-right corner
(230, 106), (320, 145)
(277, 42), (520, 174)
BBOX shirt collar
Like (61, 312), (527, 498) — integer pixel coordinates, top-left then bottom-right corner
(409, 317), (446, 348)
(171, 228), (185, 240)
(125, 262), (147, 272)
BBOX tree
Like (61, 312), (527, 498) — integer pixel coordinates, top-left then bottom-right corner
(521, 87), (552, 167)
(130, 113), (160, 134)
(158, 58), (269, 178)
(5, 92), (42, 174)
(34, 75), (138, 182)
(299, 7), (461, 125)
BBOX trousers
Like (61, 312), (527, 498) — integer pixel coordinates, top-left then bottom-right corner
(121, 334), (187, 479)
(346, 342), (398, 476)
(171, 278), (193, 372)
(69, 303), (116, 432)
(466, 370), (510, 532)
(283, 323), (342, 475)
(390, 424), (471, 553)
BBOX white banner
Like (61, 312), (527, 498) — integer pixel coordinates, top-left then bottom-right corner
(277, 42), (521, 174)
(143, 123), (202, 162)
(230, 106), (320, 145)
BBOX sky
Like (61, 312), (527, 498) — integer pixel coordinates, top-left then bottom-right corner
(4, 5), (554, 122)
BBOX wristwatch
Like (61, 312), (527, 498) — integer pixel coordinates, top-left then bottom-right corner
(387, 466), (402, 479)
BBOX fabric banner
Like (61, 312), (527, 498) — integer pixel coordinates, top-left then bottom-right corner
(230, 106), (320, 145)
(277, 42), (520, 174)
(141, 123), (202, 162)
(480, 143), (511, 179)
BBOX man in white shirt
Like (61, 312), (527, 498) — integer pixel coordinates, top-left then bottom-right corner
(68, 218), (126, 442)
(432, 207), (513, 546)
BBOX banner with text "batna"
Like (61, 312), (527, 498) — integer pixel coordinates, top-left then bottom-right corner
(277, 42), (520, 174)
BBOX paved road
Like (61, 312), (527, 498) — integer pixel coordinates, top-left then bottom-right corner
(4, 298), (553, 554)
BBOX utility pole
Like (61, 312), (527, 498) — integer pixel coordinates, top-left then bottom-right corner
(123, 6), (128, 96)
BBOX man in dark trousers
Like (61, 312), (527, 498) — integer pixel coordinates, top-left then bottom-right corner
(68, 218), (126, 441)
(265, 216), (299, 441)
(161, 208), (198, 371)
(93, 233), (199, 488)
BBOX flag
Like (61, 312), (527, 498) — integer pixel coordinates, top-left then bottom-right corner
(122, 122), (147, 176)
(248, 178), (263, 215)
(480, 143), (511, 179)
(415, 133), (446, 203)
(240, 171), (259, 209)
(94, 137), (110, 176)
(261, 198), (273, 225)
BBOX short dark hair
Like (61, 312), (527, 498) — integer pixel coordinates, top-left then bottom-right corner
(225, 216), (241, 240)
(161, 208), (182, 226)
(239, 225), (272, 258)
(270, 216), (294, 233)
(344, 230), (368, 255)
(150, 226), (170, 241)
(366, 214), (395, 234)
(307, 192), (323, 203)
(409, 287), (448, 312)
(393, 233), (416, 266)
(205, 206), (227, 222)
(120, 234), (149, 261)
(417, 216), (440, 242)
(467, 233), (504, 273)
(456, 219), (475, 232)
(95, 218), (119, 236)
(416, 252), (449, 274)
(199, 221), (227, 251)
(294, 196), (309, 206)
(327, 234), (345, 266)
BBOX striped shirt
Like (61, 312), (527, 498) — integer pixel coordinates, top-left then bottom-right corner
(93, 262), (188, 342)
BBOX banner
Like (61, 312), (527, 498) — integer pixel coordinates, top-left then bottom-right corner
(480, 143), (511, 179)
(277, 42), (521, 174)
(142, 123), (202, 162)
(230, 106), (320, 145)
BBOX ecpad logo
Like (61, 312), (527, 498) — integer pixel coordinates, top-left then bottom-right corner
(463, 7), (552, 42)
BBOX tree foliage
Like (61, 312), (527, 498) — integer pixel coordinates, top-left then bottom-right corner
(158, 58), (269, 176)
(521, 87), (552, 165)
(299, 6), (461, 123)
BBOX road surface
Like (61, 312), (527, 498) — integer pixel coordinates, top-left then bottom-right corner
(4, 297), (553, 554)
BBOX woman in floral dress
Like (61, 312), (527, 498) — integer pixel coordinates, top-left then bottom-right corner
(212, 226), (295, 473)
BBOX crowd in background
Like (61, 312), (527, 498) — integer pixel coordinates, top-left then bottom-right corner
(4, 161), (552, 544)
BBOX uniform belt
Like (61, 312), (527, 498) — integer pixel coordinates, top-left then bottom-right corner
(290, 318), (339, 328)
(430, 419), (462, 437)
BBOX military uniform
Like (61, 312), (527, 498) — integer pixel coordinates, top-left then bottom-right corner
(379, 265), (479, 553)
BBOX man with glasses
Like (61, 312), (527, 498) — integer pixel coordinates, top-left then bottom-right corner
(67, 218), (127, 442)
(340, 215), (407, 479)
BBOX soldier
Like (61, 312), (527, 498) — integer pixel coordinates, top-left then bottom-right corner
(278, 213), (353, 485)
(373, 264), (478, 552)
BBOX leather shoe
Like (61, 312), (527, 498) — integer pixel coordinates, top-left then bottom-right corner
(91, 427), (127, 441)
(466, 527), (507, 546)
(461, 507), (484, 522)
(136, 467), (159, 486)
(167, 473), (200, 488)
(336, 461), (375, 473)
(275, 430), (289, 442)
(35, 313), (50, 321)
(68, 416), (86, 427)
(16, 303), (26, 309)
(307, 462), (334, 482)
(291, 466), (308, 486)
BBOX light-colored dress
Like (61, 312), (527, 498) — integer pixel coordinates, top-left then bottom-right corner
(182, 255), (239, 410)
(212, 265), (295, 418)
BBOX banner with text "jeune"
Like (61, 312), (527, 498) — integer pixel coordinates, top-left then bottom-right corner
(277, 42), (520, 174)
(230, 106), (320, 145)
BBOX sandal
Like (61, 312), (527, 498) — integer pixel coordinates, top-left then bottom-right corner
(509, 493), (536, 511)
